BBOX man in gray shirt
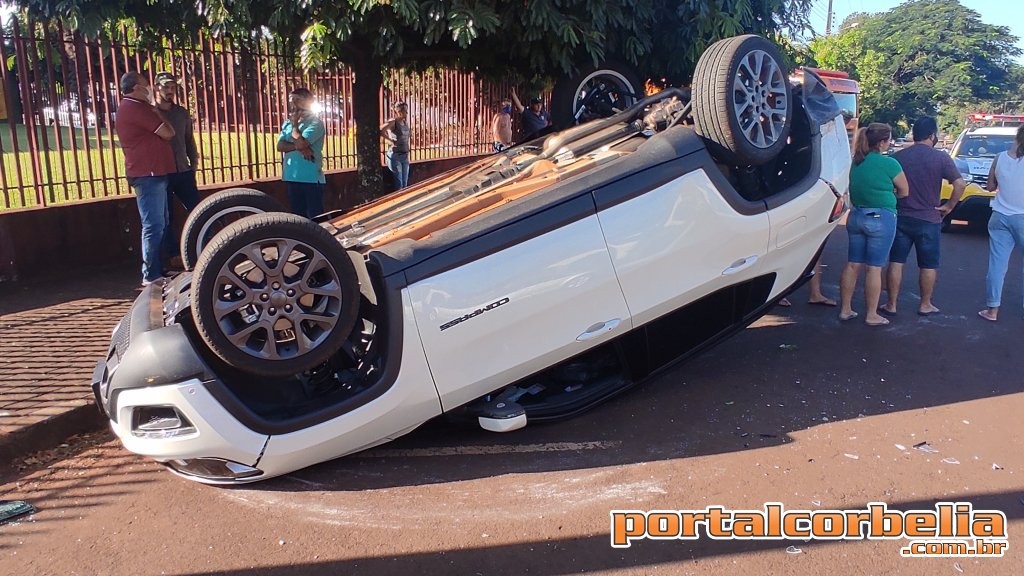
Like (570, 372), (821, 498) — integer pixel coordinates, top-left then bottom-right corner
(155, 71), (200, 270)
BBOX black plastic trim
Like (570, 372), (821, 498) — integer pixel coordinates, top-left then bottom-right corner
(592, 148), (766, 216)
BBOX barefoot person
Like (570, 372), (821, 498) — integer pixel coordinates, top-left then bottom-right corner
(979, 124), (1024, 322)
(838, 123), (908, 326)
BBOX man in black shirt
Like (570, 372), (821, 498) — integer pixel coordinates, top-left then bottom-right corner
(155, 71), (200, 271)
(511, 88), (551, 143)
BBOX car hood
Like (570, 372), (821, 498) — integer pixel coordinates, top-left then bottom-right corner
(955, 156), (994, 175)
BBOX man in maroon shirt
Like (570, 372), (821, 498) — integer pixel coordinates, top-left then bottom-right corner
(881, 116), (966, 316)
(116, 71), (176, 285)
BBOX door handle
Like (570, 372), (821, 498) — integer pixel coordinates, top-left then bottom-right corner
(723, 255), (758, 276)
(576, 318), (622, 341)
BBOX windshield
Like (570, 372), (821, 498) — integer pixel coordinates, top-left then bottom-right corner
(831, 93), (857, 119)
(954, 134), (1015, 158)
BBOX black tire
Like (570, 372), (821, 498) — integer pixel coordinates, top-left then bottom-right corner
(692, 35), (793, 166)
(180, 188), (284, 270)
(550, 60), (643, 129)
(190, 213), (360, 378)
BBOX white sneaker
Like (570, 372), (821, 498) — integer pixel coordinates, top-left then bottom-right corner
(141, 277), (166, 287)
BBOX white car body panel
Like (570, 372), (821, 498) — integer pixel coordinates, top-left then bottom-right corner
(764, 180), (838, 299)
(762, 116), (850, 299)
(257, 290), (443, 479)
(597, 169), (770, 327)
(818, 115), (852, 195)
(409, 215), (632, 411)
(111, 379), (268, 467)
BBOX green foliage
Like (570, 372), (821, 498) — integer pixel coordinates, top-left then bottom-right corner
(18, 0), (814, 83)
(809, 0), (1022, 133)
(17, 0), (815, 198)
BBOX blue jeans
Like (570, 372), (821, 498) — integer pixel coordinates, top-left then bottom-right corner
(386, 149), (410, 189)
(131, 175), (169, 282)
(846, 207), (897, 267)
(889, 215), (941, 268)
(163, 170), (201, 258)
(286, 181), (325, 219)
(985, 211), (1024, 308)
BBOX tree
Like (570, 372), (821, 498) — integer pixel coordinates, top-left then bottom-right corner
(19, 0), (813, 200)
(809, 0), (1022, 134)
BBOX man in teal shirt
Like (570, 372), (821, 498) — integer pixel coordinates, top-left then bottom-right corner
(277, 87), (326, 218)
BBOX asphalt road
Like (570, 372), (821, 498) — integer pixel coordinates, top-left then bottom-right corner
(2, 224), (1022, 575)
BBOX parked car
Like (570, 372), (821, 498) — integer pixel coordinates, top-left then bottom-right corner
(941, 126), (1017, 230)
(92, 35), (851, 484)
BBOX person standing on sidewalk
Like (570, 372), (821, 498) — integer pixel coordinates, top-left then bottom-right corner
(511, 88), (551, 143)
(116, 71), (176, 286)
(880, 116), (966, 317)
(491, 98), (514, 152)
(277, 87), (326, 218)
(154, 72), (200, 271)
(380, 101), (411, 189)
(978, 124), (1024, 322)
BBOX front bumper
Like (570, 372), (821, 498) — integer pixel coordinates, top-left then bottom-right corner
(92, 279), (444, 484)
(942, 181), (993, 223)
(948, 195), (993, 223)
(91, 280), (270, 482)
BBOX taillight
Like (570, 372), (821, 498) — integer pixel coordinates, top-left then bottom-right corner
(829, 195), (847, 223)
(824, 180), (847, 223)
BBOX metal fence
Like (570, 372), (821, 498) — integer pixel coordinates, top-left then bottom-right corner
(0, 20), (517, 211)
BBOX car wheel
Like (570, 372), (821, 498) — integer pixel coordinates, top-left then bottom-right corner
(180, 188), (284, 270)
(692, 35), (792, 166)
(550, 60), (643, 128)
(190, 213), (360, 377)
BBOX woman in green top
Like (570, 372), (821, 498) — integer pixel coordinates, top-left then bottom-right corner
(838, 123), (909, 326)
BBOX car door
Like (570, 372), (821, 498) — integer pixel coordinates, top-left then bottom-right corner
(407, 197), (632, 411)
(594, 163), (770, 328)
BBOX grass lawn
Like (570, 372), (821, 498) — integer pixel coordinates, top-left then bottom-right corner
(0, 122), (491, 210)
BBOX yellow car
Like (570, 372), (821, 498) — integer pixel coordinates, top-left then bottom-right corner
(940, 126), (1016, 231)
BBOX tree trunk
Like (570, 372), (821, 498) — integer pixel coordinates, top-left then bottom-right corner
(350, 53), (384, 203)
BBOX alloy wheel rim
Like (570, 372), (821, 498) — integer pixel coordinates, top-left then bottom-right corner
(732, 49), (788, 149)
(212, 237), (342, 361)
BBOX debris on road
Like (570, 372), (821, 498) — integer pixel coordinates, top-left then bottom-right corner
(941, 457), (960, 465)
(913, 442), (939, 454)
(992, 463), (1004, 470)
(785, 545), (802, 554)
(844, 453), (859, 460)
(894, 444), (907, 451)
(0, 500), (35, 523)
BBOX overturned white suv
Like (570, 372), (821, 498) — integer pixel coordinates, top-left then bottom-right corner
(92, 35), (851, 483)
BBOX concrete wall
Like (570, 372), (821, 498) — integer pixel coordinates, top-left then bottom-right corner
(0, 157), (482, 283)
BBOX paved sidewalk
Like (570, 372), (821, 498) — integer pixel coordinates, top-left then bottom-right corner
(0, 264), (140, 468)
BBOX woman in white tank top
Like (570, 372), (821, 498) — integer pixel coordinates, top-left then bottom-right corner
(979, 124), (1024, 321)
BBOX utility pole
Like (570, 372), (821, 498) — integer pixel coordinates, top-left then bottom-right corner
(826, 0), (834, 36)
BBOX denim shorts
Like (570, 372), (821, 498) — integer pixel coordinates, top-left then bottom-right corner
(846, 207), (897, 267)
(888, 215), (941, 268)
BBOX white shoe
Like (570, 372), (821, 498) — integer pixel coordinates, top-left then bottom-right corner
(141, 277), (166, 287)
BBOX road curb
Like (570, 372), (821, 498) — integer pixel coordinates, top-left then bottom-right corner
(0, 404), (107, 467)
